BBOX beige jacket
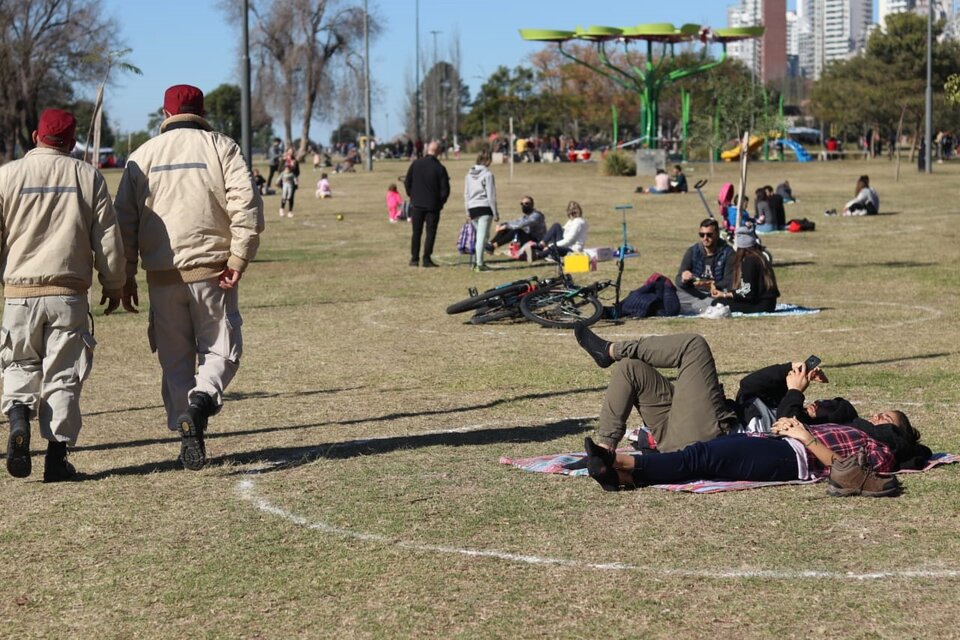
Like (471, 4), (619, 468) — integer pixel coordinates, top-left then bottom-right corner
(114, 114), (264, 286)
(0, 147), (125, 297)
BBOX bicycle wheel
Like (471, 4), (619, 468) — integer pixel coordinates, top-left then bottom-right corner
(520, 286), (603, 328)
(469, 304), (522, 324)
(446, 281), (531, 315)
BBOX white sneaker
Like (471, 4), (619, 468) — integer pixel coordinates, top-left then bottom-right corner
(279, 207), (285, 217)
(700, 304), (731, 319)
(287, 212), (294, 218)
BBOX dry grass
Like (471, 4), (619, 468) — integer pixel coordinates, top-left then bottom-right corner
(1, 155), (958, 639)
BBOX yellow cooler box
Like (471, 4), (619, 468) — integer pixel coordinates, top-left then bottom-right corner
(563, 252), (596, 273)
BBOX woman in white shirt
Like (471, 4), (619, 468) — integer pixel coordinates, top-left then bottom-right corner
(531, 200), (588, 259)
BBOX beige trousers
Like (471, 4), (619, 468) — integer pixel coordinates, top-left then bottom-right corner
(0, 295), (95, 444)
(147, 279), (242, 430)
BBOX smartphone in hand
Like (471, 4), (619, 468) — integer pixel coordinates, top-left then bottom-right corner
(803, 355), (822, 371)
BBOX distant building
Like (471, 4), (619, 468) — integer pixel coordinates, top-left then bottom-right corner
(808, 0), (873, 80)
(727, 0), (788, 83)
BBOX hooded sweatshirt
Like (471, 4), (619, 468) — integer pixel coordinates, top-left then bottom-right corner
(463, 164), (498, 219)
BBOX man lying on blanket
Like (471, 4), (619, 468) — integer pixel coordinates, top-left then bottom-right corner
(572, 326), (932, 493)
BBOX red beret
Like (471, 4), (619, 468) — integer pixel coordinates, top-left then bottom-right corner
(37, 109), (77, 147)
(163, 84), (205, 116)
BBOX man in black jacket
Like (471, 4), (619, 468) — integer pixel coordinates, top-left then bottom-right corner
(404, 140), (450, 267)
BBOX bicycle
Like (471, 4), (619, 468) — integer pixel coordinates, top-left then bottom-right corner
(446, 244), (617, 328)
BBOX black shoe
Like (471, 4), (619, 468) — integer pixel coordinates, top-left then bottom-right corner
(43, 441), (77, 483)
(584, 437), (616, 467)
(586, 455), (622, 492)
(574, 323), (614, 368)
(6, 404), (32, 478)
(177, 392), (215, 471)
(422, 259), (439, 268)
(409, 259), (419, 267)
(484, 243), (495, 254)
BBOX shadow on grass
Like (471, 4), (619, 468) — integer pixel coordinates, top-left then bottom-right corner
(67, 386), (605, 478)
(834, 260), (936, 269)
(719, 351), (952, 377)
(78, 416), (594, 480)
(772, 260), (816, 268)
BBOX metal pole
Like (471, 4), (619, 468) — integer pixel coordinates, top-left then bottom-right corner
(925, 0), (933, 174)
(240, 0), (252, 169)
(415, 0), (421, 142)
(363, 0), (372, 171)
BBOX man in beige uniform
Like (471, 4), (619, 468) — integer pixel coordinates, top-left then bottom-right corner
(0, 108), (125, 482)
(114, 85), (263, 471)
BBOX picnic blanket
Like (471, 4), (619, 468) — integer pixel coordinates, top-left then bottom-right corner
(674, 303), (821, 319)
(498, 451), (960, 494)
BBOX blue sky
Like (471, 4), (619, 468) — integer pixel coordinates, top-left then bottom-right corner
(102, 0), (832, 144)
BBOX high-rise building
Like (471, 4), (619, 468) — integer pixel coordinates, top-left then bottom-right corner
(726, 0), (787, 83)
(810, 0), (873, 79)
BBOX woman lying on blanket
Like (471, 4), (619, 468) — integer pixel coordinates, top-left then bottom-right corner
(583, 412), (925, 495)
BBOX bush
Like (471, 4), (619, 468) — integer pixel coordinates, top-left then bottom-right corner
(601, 150), (636, 176)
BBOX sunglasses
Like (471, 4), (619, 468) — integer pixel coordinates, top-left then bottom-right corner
(699, 232), (716, 238)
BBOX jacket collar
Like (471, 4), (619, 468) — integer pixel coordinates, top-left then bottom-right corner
(160, 113), (213, 133)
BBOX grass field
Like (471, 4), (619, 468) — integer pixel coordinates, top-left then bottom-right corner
(1, 154), (959, 639)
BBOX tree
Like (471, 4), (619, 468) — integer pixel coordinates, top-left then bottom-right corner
(70, 100), (116, 147)
(811, 12), (960, 144)
(330, 116), (373, 146)
(225, 0), (378, 156)
(206, 84), (243, 142)
(0, 1), (121, 160)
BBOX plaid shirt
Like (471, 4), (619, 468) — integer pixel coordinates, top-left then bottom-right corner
(806, 423), (895, 475)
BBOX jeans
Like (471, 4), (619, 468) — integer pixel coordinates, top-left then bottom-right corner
(471, 213), (493, 266)
(410, 208), (441, 262)
(631, 434), (799, 485)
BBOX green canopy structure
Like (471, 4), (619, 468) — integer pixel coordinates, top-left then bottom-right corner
(519, 24), (764, 149)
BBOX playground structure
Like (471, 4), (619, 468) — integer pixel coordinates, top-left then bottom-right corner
(720, 135), (813, 162)
(519, 23), (764, 151)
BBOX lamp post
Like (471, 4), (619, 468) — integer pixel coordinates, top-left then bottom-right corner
(240, 0), (252, 169)
(363, 0), (372, 171)
(415, 0), (421, 143)
(924, 0), (933, 174)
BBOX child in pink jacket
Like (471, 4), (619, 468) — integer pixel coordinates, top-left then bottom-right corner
(386, 183), (406, 222)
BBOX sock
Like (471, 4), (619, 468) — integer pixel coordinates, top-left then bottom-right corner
(574, 323), (614, 368)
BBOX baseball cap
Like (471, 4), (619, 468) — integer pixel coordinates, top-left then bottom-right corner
(37, 109), (77, 148)
(163, 84), (205, 115)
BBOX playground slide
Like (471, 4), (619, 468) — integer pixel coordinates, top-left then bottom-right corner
(778, 138), (813, 162)
(721, 135), (763, 161)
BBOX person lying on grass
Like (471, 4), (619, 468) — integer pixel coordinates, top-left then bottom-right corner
(572, 326), (931, 473)
(581, 415), (916, 496)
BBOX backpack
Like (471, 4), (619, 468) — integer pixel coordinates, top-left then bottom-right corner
(457, 221), (476, 254)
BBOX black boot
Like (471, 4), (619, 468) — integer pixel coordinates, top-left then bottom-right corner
(5, 404), (32, 478)
(43, 440), (77, 483)
(177, 392), (216, 471)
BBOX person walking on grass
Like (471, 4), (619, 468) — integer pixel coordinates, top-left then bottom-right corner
(404, 140), (450, 268)
(114, 84), (264, 471)
(0, 109), (125, 482)
(463, 149), (499, 272)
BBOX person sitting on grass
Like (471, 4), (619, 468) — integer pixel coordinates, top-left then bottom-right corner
(669, 164), (688, 193)
(486, 195), (546, 253)
(841, 175), (879, 216)
(674, 218), (734, 315)
(643, 168), (671, 194)
(708, 226), (779, 314)
(571, 328), (930, 493)
(315, 172), (332, 199)
(526, 200), (588, 261)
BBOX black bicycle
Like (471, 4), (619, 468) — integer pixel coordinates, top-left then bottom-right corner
(447, 246), (618, 328)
